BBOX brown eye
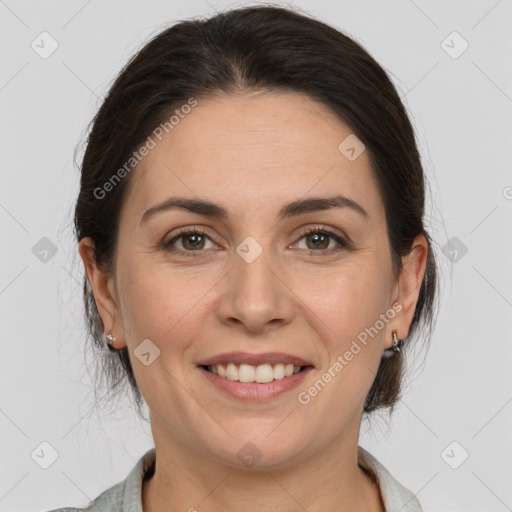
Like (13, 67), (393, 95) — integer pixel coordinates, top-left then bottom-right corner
(164, 228), (215, 252)
(305, 231), (331, 250)
(295, 227), (349, 252)
(181, 232), (206, 250)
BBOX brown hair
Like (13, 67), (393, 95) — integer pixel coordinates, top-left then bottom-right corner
(74, 5), (438, 419)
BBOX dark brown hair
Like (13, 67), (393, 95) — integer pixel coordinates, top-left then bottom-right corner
(74, 5), (438, 419)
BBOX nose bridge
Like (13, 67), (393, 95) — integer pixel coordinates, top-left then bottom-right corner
(236, 235), (277, 293)
(218, 234), (294, 331)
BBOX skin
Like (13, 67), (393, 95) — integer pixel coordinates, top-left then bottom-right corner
(80, 90), (428, 512)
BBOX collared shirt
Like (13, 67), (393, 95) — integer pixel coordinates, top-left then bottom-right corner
(47, 446), (422, 512)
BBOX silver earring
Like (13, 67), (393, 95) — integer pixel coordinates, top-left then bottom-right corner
(391, 330), (401, 353)
(382, 330), (401, 359)
(105, 333), (116, 350)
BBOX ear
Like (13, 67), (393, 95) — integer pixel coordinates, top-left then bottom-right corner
(78, 237), (125, 349)
(386, 234), (429, 348)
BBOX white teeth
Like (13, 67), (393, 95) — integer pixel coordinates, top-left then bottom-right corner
(226, 363), (239, 381)
(273, 364), (285, 379)
(239, 364), (255, 382)
(255, 364), (274, 383)
(208, 362), (303, 382)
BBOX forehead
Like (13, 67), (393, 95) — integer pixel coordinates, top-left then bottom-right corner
(121, 91), (384, 226)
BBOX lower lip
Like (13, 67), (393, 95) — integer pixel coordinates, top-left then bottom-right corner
(198, 366), (313, 401)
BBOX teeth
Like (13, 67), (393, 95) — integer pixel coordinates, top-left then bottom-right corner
(226, 363), (239, 381)
(255, 364), (274, 383)
(274, 363), (285, 379)
(207, 363), (303, 383)
(239, 364), (255, 382)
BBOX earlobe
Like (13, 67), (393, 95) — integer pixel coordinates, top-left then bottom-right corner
(388, 234), (429, 345)
(78, 237), (120, 337)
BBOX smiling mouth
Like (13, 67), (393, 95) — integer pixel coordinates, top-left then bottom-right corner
(200, 363), (312, 383)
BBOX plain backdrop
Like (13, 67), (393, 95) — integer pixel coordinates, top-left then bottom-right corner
(1, 1), (511, 511)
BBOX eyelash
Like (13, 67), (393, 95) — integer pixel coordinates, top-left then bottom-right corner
(163, 225), (350, 256)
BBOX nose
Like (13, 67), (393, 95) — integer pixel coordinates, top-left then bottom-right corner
(216, 241), (295, 334)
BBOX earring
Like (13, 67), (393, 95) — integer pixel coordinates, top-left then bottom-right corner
(391, 330), (401, 353)
(382, 330), (402, 359)
(105, 333), (117, 351)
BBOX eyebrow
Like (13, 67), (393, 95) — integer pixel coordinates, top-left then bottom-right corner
(140, 194), (369, 226)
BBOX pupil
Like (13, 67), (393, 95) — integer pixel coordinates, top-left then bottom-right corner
(309, 233), (328, 249)
(185, 234), (203, 249)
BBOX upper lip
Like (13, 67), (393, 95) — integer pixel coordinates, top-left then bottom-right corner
(196, 351), (314, 367)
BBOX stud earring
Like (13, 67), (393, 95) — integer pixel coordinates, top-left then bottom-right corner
(105, 333), (117, 351)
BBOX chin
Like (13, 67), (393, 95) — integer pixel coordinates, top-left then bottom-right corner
(203, 428), (307, 471)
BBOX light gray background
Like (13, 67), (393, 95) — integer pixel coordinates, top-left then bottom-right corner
(1, 1), (511, 511)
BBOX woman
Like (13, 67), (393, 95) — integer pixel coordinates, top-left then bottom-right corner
(50, 5), (438, 511)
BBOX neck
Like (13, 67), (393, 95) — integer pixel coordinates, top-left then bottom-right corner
(142, 418), (384, 512)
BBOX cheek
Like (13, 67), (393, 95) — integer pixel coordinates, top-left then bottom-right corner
(297, 265), (391, 411)
(296, 259), (391, 344)
(116, 252), (218, 347)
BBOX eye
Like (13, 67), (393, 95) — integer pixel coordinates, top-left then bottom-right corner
(294, 226), (350, 253)
(163, 228), (217, 252)
(163, 225), (350, 255)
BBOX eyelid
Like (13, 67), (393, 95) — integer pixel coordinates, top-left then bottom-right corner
(163, 224), (352, 253)
(293, 224), (352, 250)
(163, 226), (213, 248)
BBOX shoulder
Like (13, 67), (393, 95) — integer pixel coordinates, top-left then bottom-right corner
(358, 445), (423, 512)
(43, 480), (125, 512)
(45, 448), (156, 512)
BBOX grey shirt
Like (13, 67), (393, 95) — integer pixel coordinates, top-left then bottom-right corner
(47, 446), (422, 512)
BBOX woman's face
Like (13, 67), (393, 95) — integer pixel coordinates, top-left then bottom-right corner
(82, 91), (426, 469)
